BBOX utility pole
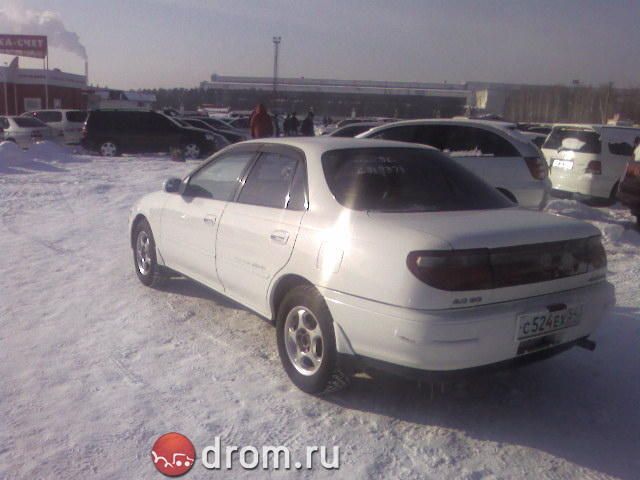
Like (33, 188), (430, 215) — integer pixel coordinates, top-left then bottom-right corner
(272, 36), (281, 95)
(3, 62), (8, 115)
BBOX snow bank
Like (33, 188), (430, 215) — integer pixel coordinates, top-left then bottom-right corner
(545, 199), (640, 246)
(0, 140), (29, 165)
(28, 141), (74, 162)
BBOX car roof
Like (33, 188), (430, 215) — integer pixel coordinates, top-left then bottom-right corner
(361, 117), (531, 139)
(32, 109), (83, 113)
(551, 123), (640, 131)
(361, 117), (521, 133)
(238, 136), (438, 155)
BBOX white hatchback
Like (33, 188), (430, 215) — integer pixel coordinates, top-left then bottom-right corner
(358, 119), (551, 209)
(541, 124), (640, 203)
(129, 138), (614, 394)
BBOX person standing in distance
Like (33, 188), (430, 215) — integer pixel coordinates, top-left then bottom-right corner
(250, 103), (274, 138)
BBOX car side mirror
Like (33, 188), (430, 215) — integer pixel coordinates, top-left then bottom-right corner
(163, 177), (182, 193)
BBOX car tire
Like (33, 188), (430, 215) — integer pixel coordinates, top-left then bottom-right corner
(99, 140), (119, 157)
(132, 219), (166, 288)
(276, 285), (349, 395)
(182, 142), (202, 159)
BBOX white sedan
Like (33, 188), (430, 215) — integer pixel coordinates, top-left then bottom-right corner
(129, 138), (615, 394)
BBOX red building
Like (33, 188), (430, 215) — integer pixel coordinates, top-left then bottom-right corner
(0, 66), (87, 115)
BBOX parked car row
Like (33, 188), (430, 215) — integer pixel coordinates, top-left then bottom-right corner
(129, 137), (615, 393)
(80, 110), (223, 159)
(7, 107), (639, 222)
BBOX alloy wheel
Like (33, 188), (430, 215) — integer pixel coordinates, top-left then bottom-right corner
(284, 306), (324, 376)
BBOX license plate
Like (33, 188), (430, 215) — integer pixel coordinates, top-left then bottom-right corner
(517, 305), (582, 340)
(552, 158), (573, 170)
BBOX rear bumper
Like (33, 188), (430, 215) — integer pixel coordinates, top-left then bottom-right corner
(550, 172), (613, 199)
(322, 281), (615, 373)
(339, 339), (581, 381)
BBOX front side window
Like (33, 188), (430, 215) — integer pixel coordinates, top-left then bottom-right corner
(13, 117), (47, 128)
(237, 152), (299, 208)
(444, 126), (520, 157)
(186, 152), (254, 200)
(36, 111), (63, 123)
(322, 147), (512, 212)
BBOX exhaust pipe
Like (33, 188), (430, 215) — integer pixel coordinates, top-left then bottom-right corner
(577, 337), (597, 351)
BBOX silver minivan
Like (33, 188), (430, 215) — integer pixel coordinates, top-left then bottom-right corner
(23, 110), (88, 145)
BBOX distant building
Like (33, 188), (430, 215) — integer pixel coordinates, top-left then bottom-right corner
(201, 74), (472, 118)
(0, 65), (87, 115)
(86, 88), (156, 110)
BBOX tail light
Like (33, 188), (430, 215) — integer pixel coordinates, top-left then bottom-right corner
(585, 160), (602, 175)
(407, 250), (492, 291)
(524, 156), (548, 180)
(408, 236), (606, 291)
(623, 161), (640, 179)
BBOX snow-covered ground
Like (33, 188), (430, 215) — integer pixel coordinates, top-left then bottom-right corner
(1, 143), (639, 479)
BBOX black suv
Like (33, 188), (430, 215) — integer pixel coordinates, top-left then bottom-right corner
(82, 110), (216, 158)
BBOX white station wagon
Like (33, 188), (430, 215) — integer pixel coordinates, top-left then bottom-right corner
(358, 119), (551, 209)
(541, 124), (640, 203)
(129, 138), (615, 394)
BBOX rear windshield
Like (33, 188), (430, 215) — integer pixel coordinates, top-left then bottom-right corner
(13, 117), (46, 127)
(543, 128), (602, 153)
(322, 147), (513, 212)
(66, 111), (87, 123)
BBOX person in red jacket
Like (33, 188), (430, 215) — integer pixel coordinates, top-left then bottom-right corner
(250, 103), (274, 139)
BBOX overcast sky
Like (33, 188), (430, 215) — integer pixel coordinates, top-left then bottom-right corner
(1, 0), (639, 90)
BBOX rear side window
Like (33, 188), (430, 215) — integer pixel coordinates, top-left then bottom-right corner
(35, 111), (63, 123)
(88, 112), (118, 130)
(322, 148), (512, 212)
(608, 141), (634, 156)
(442, 126), (520, 157)
(237, 152), (298, 208)
(370, 125), (417, 142)
(147, 113), (176, 132)
(66, 111), (87, 123)
(13, 117), (46, 127)
(605, 129), (640, 156)
(543, 128), (602, 154)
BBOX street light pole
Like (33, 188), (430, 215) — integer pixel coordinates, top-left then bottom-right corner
(272, 36), (281, 95)
(3, 62), (8, 115)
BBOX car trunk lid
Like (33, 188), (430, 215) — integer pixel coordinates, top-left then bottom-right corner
(367, 208), (605, 309)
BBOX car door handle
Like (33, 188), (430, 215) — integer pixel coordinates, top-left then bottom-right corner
(203, 215), (216, 226)
(270, 230), (289, 244)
